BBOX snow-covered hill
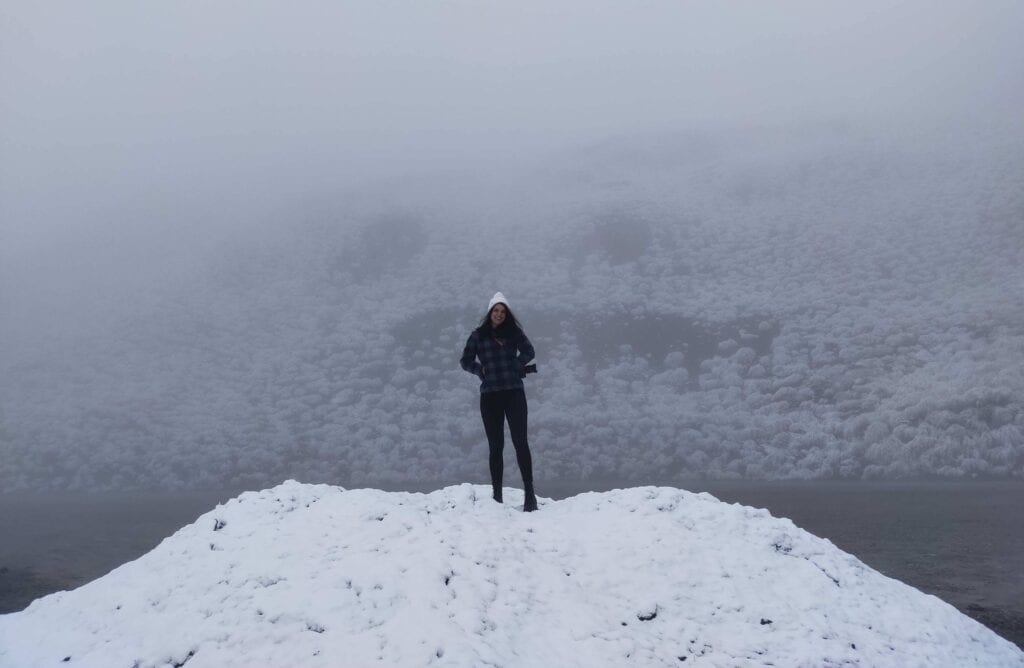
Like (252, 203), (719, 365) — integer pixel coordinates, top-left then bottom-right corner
(1, 481), (1020, 667)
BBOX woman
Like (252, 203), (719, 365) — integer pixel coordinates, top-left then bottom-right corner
(460, 292), (538, 511)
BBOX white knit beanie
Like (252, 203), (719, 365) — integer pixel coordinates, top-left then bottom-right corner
(488, 292), (509, 311)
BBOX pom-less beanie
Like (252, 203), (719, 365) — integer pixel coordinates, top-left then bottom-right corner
(488, 292), (509, 312)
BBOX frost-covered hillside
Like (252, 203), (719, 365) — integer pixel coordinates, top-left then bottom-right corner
(0, 481), (1020, 667)
(2, 123), (1023, 489)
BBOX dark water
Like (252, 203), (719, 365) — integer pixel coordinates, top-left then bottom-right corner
(1, 481), (1021, 650)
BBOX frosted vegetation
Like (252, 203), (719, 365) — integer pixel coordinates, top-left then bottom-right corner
(2, 122), (1022, 490)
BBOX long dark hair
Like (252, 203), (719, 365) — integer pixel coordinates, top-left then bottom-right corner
(477, 303), (524, 338)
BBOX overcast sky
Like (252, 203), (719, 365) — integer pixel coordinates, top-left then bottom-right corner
(2, 1), (1023, 323)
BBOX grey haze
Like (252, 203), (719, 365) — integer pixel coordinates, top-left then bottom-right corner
(1, 1), (1023, 490)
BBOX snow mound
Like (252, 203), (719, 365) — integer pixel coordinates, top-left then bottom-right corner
(1, 481), (1020, 667)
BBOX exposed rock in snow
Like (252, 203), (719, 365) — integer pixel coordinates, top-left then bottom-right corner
(1, 481), (1020, 667)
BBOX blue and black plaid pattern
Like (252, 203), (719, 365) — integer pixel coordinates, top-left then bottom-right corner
(461, 329), (535, 394)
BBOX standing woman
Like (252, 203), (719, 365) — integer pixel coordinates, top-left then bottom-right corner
(460, 292), (539, 512)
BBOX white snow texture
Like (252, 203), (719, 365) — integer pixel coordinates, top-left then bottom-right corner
(2, 123), (1023, 490)
(1, 481), (1020, 667)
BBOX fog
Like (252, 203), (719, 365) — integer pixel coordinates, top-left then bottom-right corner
(2, 1), (1023, 490)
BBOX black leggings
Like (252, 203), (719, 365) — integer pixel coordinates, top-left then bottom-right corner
(480, 389), (534, 492)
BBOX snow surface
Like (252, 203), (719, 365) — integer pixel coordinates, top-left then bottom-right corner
(1, 481), (1020, 667)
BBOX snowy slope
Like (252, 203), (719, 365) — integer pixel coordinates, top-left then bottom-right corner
(1, 481), (1020, 667)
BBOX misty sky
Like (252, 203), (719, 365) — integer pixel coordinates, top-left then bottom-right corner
(3, 1), (1023, 253)
(2, 1), (1023, 490)
(2, 1), (1022, 328)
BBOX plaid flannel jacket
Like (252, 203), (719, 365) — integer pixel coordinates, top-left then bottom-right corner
(460, 328), (535, 394)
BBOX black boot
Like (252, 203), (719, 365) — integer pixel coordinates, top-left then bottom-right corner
(493, 487), (503, 504)
(523, 486), (538, 512)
